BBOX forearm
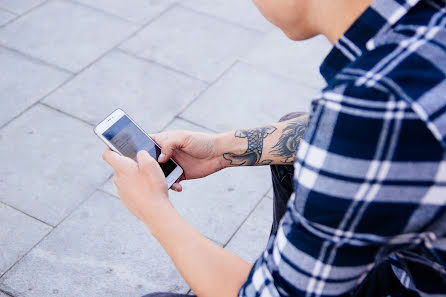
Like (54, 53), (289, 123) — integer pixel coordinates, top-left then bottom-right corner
(216, 114), (308, 167)
(144, 200), (252, 297)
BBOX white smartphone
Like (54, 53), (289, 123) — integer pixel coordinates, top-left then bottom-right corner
(94, 108), (183, 189)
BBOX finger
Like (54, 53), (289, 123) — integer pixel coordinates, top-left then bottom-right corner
(102, 148), (122, 169)
(149, 132), (167, 145)
(170, 182), (183, 192)
(137, 150), (164, 178)
(103, 148), (136, 172)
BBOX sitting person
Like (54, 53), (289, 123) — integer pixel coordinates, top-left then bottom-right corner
(102, 0), (446, 295)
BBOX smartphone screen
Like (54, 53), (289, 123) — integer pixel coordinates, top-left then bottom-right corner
(102, 115), (177, 177)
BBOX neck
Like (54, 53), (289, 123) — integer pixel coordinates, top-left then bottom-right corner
(316, 0), (375, 44)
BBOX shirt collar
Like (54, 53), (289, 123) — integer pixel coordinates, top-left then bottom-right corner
(320, 0), (421, 83)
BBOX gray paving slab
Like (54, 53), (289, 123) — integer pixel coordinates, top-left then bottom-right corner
(0, 0), (138, 72)
(74, 0), (176, 24)
(181, 0), (273, 33)
(0, 47), (70, 127)
(0, 191), (188, 297)
(226, 197), (272, 263)
(44, 50), (207, 132)
(242, 29), (332, 89)
(121, 5), (262, 82)
(0, 202), (52, 276)
(0, 10), (14, 26)
(0, 0), (46, 14)
(0, 104), (111, 226)
(181, 62), (317, 132)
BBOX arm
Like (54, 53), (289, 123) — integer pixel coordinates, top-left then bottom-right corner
(102, 150), (252, 297)
(150, 113), (308, 192)
(217, 114), (308, 167)
(148, 198), (252, 297)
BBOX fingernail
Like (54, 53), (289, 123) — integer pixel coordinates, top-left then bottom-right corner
(158, 153), (165, 162)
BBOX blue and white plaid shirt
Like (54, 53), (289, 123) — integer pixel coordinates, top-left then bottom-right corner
(239, 0), (446, 296)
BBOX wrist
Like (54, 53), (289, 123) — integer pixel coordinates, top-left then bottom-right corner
(214, 131), (236, 169)
(141, 194), (171, 229)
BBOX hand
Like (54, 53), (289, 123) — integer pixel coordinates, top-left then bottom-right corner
(151, 130), (225, 192)
(102, 148), (169, 222)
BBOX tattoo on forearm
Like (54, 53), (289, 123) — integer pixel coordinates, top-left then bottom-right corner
(270, 117), (307, 164)
(223, 126), (277, 166)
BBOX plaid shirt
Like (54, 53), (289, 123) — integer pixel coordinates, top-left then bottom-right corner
(239, 0), (446, 296)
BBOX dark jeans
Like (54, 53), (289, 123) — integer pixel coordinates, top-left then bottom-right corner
(143, 114), (300, 297)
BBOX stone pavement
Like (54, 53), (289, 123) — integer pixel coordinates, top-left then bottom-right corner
(0, 1), (331, 296)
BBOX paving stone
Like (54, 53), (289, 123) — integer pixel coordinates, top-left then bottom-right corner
(0, 203), (52, 276)
(0, 0), (46, 14)
(0, 0), (138, 72)
(181, 0), (273, 33)
(0, 191), (188, 297)
(0, 10), (14, 26)
(242, 29), (332, 89)
(226, 197), (272, 263)
(0, 105), (111, 226)
(74, 0), (176, 24)
(121, 6), (262, 82)
(44, 50), (207, 132)
(0, 47), (70, 127)
(181, 62), (317, 132)
(103, 165), (271, 244)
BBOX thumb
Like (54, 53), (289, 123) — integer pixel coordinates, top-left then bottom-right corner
(155, 131), (186, 163)
(136, 150), (164, 178)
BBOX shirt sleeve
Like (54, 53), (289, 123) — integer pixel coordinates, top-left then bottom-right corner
(238, 78), (445, 297)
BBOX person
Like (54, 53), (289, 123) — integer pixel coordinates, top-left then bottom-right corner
(102, 0), (446, 295)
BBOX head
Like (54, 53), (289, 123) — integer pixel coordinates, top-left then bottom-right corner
(252, 0), (375, 44)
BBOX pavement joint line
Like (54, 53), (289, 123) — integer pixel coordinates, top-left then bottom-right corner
(0, 44), (74, 74)
(0, 7), (18, 16)
(116, 48), (211, 85)
(176, 60), (239, 127)
(97, 188), (119, 200)
(63, 0), (141, 26)
(223, 192), (269, 248)
(177, 3), (268, 35)
(172, 116), (218, 133)
(0, 201), (55, 228)
(0, 0), (51, 30)
(0, 289), (15, 297)
(38, 102), (95, 127)
(236, 58), (324, 92)
(0, 0), (51, 21)
(0, 100), (41, 131)
(0, 70), (76, 131)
